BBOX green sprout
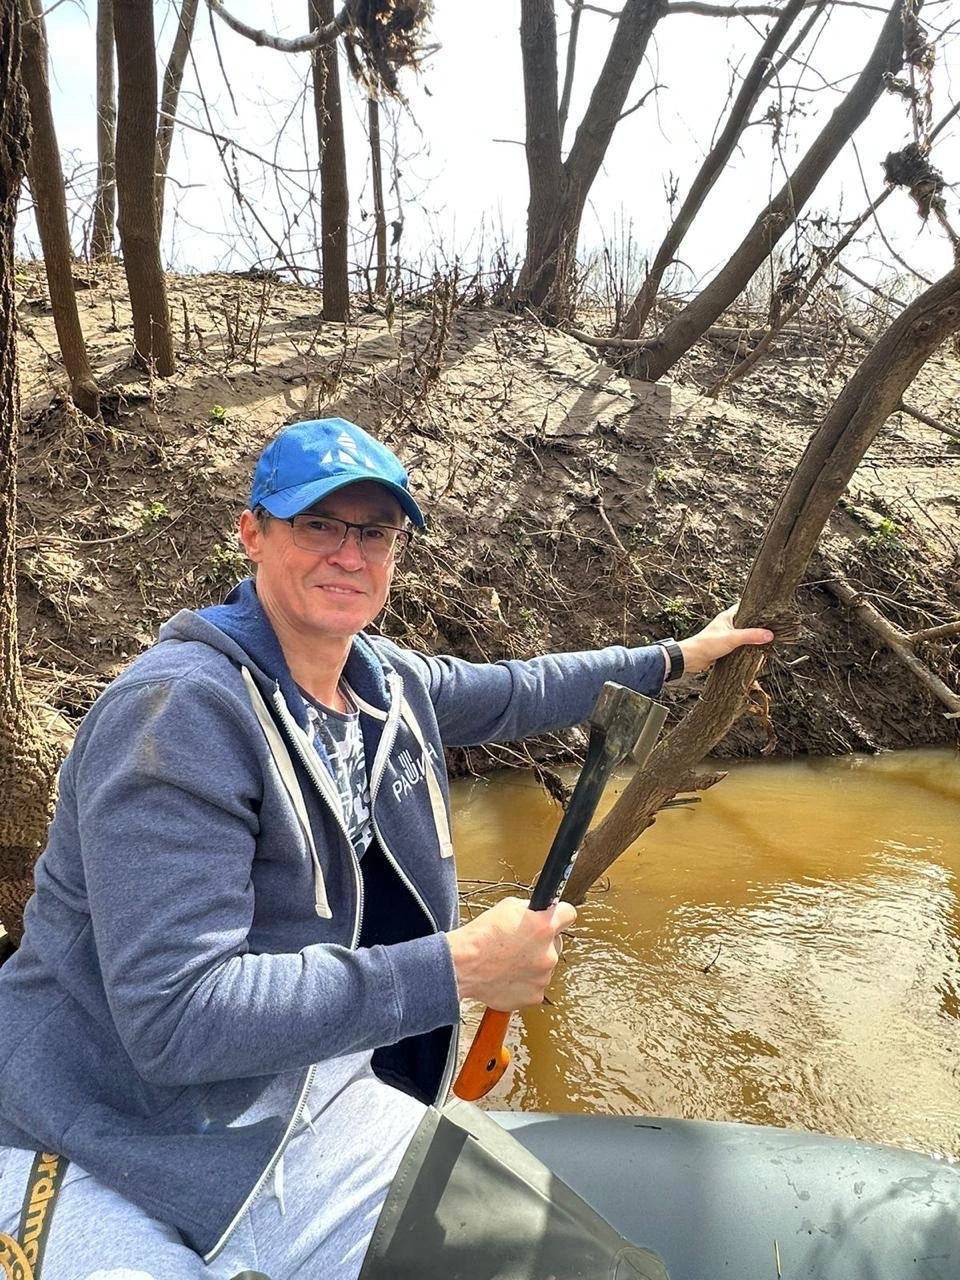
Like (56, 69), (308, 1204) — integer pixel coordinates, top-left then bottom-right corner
(138, 500), (170, 528)
(662, 597), (694, 630)
(859, 516), (907, 561)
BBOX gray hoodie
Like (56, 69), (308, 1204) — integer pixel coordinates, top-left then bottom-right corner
(0, 579), (665, 1256)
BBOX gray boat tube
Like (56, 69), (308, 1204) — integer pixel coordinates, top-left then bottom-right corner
(495, 1112), (960, 1280)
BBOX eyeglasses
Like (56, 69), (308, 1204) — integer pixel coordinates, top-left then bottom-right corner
(286, 513), (412, 563)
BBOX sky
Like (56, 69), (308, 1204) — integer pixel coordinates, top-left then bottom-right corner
(27, 0), (960, 298)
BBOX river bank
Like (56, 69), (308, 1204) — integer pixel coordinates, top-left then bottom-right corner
(15, 263), (960, 764)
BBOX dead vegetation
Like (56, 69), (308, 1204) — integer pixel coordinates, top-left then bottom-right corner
(15, 261), (960, 773)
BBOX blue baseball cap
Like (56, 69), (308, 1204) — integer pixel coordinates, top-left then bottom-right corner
(249, 418), (426, 529)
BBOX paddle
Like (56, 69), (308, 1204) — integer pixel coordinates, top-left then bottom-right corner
(453, 682), (667, 1101)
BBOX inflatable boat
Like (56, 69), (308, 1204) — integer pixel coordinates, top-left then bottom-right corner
(495, 1109), (960, 1278)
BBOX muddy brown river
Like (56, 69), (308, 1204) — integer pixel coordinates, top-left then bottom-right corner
(450, 747), (960, 1159)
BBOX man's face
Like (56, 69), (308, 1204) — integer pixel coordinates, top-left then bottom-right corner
(239, 480), (404, 653)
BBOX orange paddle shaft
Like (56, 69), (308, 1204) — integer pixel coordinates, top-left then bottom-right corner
(451, 1008), (512, 1100)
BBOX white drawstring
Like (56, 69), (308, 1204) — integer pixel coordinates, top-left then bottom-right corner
(241, 667), (333, 919)
(272, 1154), (286, 1216)
(399, 696), (454, 859)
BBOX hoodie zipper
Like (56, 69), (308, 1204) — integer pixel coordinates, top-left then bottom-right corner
(220, 671), (456, 1256)
(205, 686), (365, 1263)
(272, 679), (457, 1097)
(203, 1062), (317, 1263)
(366, 673), (460, 1103)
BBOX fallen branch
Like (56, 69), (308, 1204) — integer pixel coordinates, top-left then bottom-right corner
(707, 322), (804, 342)
(845, 318), (876, 344)
(564, 326), (658, 350)
(911, 620), (960, 644)
(898, 400), (960, 442)
(565, 320), (804, 351)
(825, 577), (960, 718)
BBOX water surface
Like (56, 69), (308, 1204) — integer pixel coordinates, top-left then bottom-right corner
(451, 748), (960, 1157)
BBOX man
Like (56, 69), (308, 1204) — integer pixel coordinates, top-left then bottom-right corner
(0, 418), (773, 1279)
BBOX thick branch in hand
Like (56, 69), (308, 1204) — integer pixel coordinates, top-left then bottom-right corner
(564, 262), (960, 902)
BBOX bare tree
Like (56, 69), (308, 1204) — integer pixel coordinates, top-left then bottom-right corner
(620, 0), (811, 338)
(156, 0), (199, 236)
(18, 0), (100, 417)
(565, 259), (960, 901)
(367, 95), (388, 295)
(90, 0), (116, 260)
(209, 0), (431, 311)
(515, 0), (670, 317)
(633, 0), (912, 381)
(0, 0), (60, 947)
(342, 26), (405, 299)
(113, 0), (175, 376)
(310, 0), (351, 321)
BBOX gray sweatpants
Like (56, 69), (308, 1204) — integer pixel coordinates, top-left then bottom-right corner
(0, 1073), (424, 1280)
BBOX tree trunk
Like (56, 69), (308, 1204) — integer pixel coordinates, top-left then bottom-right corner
(0, 0), (60, 947)
(310, 0), (350, 322)
(517, 0), (563, 308)
(620, 0), (808, 339)
(156, 0), (199, 237)
(18, 0), (100, 417)
(113, 0), (175, 376)
(634, 0), (908, 382)
(368, 96), (387, 295)
(565, 261), (960, 901)
(90, 0), (116, 260)
(516, 0), (667, 317)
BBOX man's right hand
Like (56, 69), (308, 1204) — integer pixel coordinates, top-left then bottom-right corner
(446, 896), (577, 1011)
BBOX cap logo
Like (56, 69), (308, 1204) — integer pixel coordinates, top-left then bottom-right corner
(321, 430), (381, 472)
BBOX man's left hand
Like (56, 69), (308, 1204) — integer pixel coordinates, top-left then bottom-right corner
(678, 604), (775, 675)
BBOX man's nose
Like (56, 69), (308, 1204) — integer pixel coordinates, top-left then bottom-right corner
(328, 525), (366, 566)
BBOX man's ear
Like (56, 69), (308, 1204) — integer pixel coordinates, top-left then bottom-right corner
(238, 508), (263, 563)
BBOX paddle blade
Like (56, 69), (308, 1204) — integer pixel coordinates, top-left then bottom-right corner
(453, 1007), (512, 1100)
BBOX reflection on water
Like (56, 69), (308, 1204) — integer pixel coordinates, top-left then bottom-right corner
(450, 747), (960, 1157)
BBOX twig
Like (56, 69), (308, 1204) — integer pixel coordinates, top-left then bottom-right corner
(588, 466), (646, 585)
(898, 400), (960, 443)
(834, 260), (908, 310)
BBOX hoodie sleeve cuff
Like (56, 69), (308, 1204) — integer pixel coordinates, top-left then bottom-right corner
(379, 931), (462, 1039)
